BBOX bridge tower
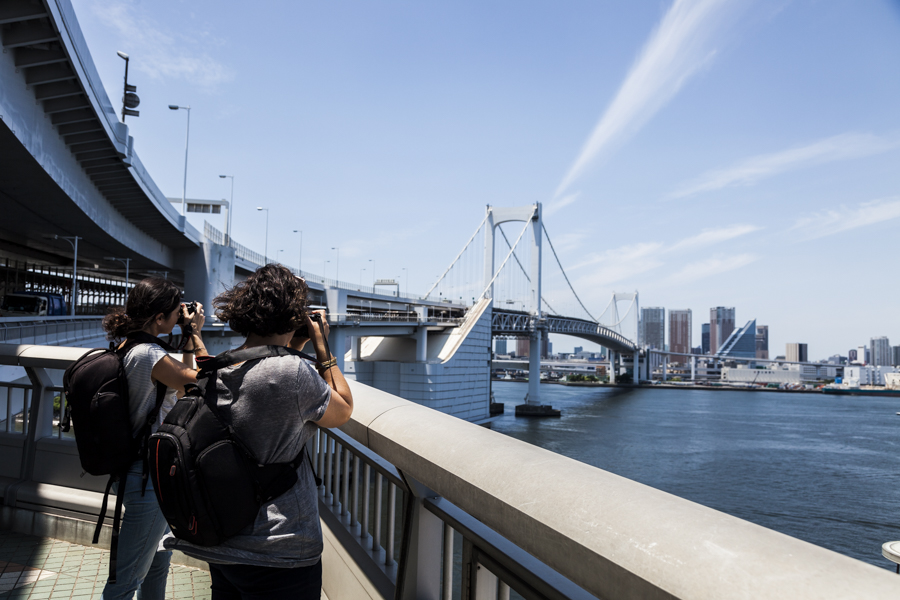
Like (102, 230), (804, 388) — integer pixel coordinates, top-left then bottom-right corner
(483, 203), (557, 416)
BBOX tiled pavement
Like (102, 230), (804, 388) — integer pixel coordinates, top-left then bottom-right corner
(0, 530), (210, 599)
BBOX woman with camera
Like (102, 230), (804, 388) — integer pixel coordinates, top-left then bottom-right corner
(101, 277), (208, 600)
(163, 264), (353, 599)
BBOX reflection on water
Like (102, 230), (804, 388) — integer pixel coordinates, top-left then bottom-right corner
(491, 381), (900, 570)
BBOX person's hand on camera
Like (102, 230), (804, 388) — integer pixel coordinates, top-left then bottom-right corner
(307, 310), (330, 357)
(181, 302), (206, 331)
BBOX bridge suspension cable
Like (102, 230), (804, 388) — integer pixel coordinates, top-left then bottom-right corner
(541, 223), (596, 322)
(496, 226), (558, 316)
(423, 212), (490, 300)
(478, 212), (534, 301)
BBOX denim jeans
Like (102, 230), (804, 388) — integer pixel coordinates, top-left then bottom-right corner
(101, 461), (172, 600)
(209, 560), (322, 600)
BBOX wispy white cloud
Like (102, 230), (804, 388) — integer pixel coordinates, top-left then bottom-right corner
(666, 224), (760, 252)
(92, 2), (233, 88)
(555, 0), (745, 198)
(571, 242), (665, 287)
(664, 253), (758, 284)
(544, 193), (580, 217)
(790, 197), (900, 240)
(670, 133), (900, 199)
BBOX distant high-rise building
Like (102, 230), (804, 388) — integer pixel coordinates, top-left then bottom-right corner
(755, 325), (769, 360)
(718, 320), (757, 359)
(516, 338), (529, 358)
(893, 346), (900, 367)
(870, 336), (891, 366)
(541, 336), (550, 359)
(640, 307), (665, 349)
(786, 343), (808, 363)
(848, 349), (858, 363)
(709, 307), (735, 355)
(495, 339), (507, 355)
(668, 309), (692, 364)
(701, 323), (710, 354)
(857, 345), (869, 365)
(574, 346), (583, 355)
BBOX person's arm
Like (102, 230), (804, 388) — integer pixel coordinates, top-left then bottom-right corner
(151, 354), (199, 398)
(179, 303), (208, 369)
(294, 310), (353, 428)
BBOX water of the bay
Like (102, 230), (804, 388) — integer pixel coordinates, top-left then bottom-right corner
(490, 381), (900, 570)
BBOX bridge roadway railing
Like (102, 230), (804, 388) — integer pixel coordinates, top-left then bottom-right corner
(0, 316), (105, 346)
(492, 310), (638, 353)
(1, 344), (898, 599)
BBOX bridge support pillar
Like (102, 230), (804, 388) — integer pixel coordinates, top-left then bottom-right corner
(515, 329), (559, 417)
(608, 351), (616, 384)
(663, 355), (668, 382)
(634, 350), (639, 384)
(415, 325), (427, 362)
(691, 356), (696, 381)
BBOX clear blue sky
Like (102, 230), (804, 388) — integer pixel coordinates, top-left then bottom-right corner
(72, 0), (900, 358)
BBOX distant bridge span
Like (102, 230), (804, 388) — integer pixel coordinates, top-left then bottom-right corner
(492, 309), (638, 354)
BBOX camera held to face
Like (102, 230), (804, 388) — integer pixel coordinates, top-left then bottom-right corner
(293, 311), (322, 340)
(176, 301), (198, 326)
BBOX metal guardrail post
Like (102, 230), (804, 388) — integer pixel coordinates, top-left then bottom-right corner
(396, 477), (445, 600)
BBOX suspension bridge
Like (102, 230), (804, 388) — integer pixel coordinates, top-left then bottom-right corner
(417, 203), (640, 415)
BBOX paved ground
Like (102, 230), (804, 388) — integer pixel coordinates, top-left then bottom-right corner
(0, 530), (210, 599)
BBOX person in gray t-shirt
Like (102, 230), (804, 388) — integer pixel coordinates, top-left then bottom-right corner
(164, 264), (354, 600)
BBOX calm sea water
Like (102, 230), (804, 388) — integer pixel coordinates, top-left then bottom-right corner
(490, 381), (900, 570)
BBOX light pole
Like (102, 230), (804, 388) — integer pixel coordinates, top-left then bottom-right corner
(277, 249), (285, 264)
(219, 175), (234, 245)
(168, 105), (191, 216)
(104, 256), (132, 305)
(293, 230), (303, 273)
(324, 260), (330, 281)
(256, 207), (269, 263)
(359, 268), (366, 288)
(55, 235), (81, 315)
(402, 267), (408, 297)
(332, 247), (340, 282)
(368, 259), (374, 287)
(117, 51), (139, 121)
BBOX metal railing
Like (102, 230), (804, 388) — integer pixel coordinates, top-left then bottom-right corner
(2, 343), (899, 599)
(329, 313), (465, 326)
(0, 316), (105, 345)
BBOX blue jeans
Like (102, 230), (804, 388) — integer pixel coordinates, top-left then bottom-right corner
(101, 462), (172, 600)
(209, 560), (322, 600)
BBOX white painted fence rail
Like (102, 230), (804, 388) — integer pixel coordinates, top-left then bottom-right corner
(0, 343), (898, 599)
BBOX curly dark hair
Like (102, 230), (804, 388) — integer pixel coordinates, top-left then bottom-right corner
(214, 264), (309, 337)
(103, 277), (182, 341)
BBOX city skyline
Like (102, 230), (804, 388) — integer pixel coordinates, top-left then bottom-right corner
(70, 0), (900, 357)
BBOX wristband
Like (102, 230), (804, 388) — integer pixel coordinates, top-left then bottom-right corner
(318, 357), (337, 371)
(182, 349), (194, 354)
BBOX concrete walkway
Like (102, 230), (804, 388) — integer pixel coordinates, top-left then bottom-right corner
(0, 530), (210, 599)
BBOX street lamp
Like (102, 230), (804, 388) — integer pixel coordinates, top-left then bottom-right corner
(55, 235), (81, 316)
(331, 247), (340, 282)
(359, 268), (366, 288)
(324, 260), (330, 281)
(293, 230), (303, 273)
(368, 259), (374, 287)
(219, 175), (234, 246)
(168, 104), (191, 216)
(402, 267), (408, 297)
(256, 207), (269, 263)
(117, 51), (139, 121)
(104, 256), (132, 304)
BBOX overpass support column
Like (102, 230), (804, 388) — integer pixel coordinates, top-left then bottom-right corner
(633, 350), (639, 384)
(608, 351), (616, 384)
(663, 355), (668, 382)
(415, 325), (427, 362)
(691, 356), (696, 381)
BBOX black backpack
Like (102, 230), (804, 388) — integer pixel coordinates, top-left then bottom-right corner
(62, 332), (172, 583)
(149, 345), (321, 547)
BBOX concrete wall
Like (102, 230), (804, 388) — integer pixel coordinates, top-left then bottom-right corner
(345, 300), (492, 423)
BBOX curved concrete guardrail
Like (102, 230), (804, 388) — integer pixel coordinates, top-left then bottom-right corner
(0, 343), (898, 599)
